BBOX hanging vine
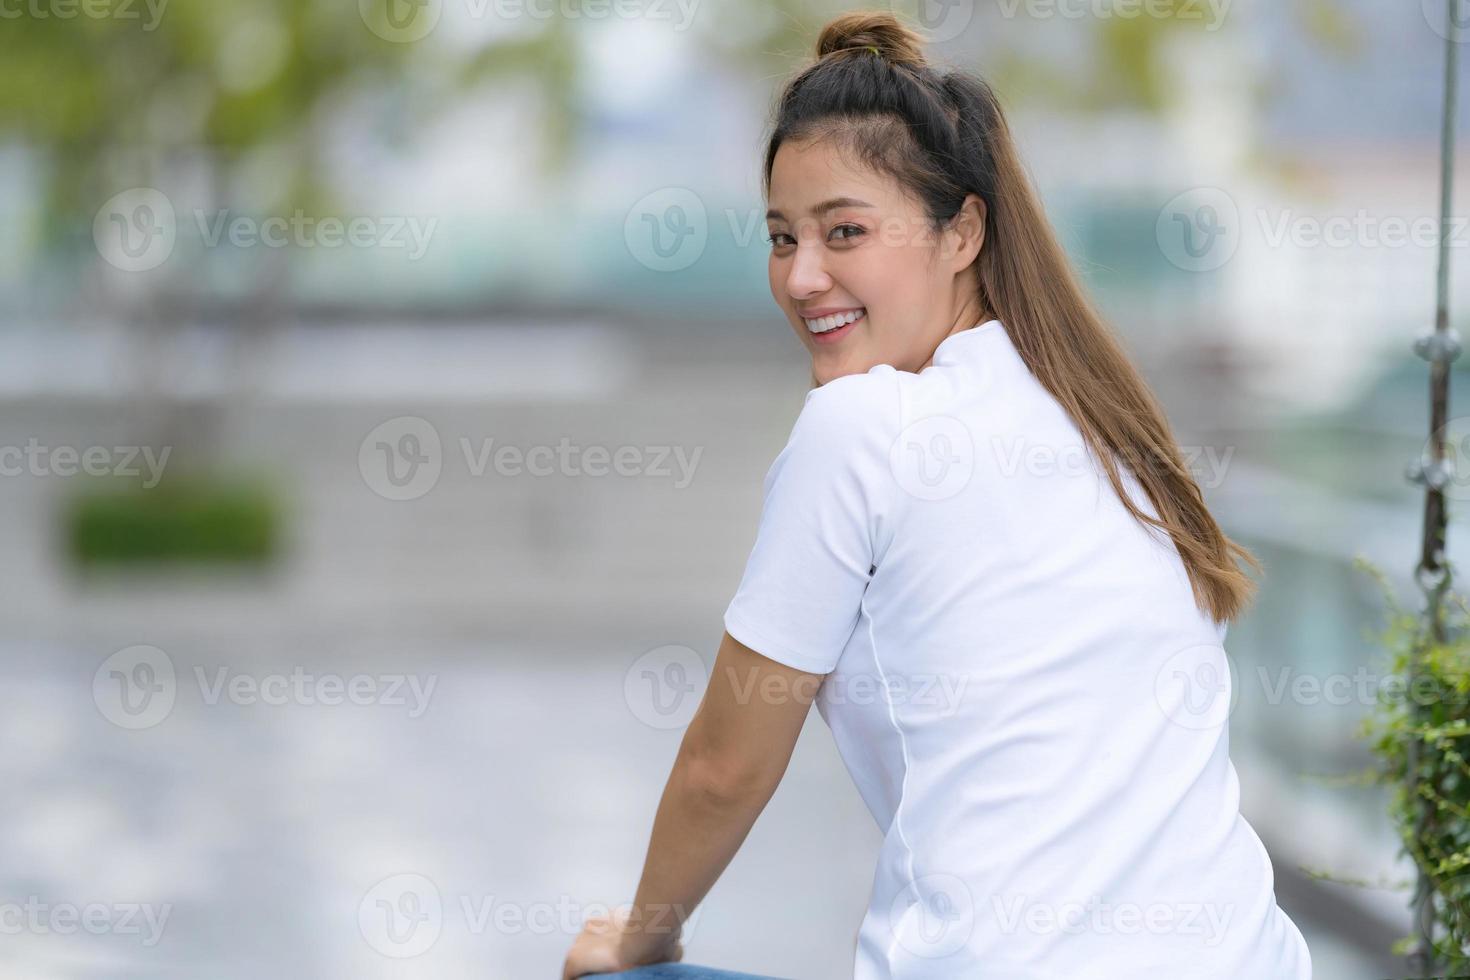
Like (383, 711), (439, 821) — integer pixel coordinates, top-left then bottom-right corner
(1359, 560), (1470, 974)
(1364, 0), (1466, 974)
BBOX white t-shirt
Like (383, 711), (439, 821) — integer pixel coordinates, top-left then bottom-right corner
(723, 319), (1311, 980)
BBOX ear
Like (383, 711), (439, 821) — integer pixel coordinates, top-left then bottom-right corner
(941, 193), (986, 271)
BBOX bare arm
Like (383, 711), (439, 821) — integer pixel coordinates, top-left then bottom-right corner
(616, 629), (825, 963)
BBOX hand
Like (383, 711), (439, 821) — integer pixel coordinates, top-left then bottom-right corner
(561, 906), (683, 980)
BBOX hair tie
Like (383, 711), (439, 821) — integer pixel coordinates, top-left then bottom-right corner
(866, 45), (880, 56)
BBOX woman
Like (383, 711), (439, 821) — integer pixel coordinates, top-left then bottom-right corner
(563, 11), (1311, 980)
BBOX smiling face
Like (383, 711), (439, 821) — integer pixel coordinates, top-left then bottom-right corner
(765, 134), (987, 385)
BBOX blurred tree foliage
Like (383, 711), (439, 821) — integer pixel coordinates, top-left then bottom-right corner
(0, 0), (578, 244)
(698, 0), (1364, 112)
(0, 0), (1362, 244)
(974, 0), (1359, 113)
(0, 0), (1378, 564)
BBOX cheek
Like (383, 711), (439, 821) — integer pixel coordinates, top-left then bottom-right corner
(852, 242), (935, 360)
(851, 240), (918, 319)
(885, 233), (946, 305)
(768, 255), (795, 313)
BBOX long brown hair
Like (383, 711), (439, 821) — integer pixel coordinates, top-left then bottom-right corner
(765, 11), (1259, 624)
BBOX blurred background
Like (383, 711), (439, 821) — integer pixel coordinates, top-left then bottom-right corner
(1, 0), (1465, 976)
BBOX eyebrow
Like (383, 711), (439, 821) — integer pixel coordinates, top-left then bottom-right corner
(765, 196), (875, 222)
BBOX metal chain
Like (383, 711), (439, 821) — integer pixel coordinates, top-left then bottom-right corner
(1403, 2), (1462, 972)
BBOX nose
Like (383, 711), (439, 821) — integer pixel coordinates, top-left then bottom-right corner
(784, 238), (832, 301)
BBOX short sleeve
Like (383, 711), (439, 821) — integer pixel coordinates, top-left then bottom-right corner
(723, 370), (901, 674)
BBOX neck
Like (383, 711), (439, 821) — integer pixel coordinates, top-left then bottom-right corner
(917, 297), (990, 372)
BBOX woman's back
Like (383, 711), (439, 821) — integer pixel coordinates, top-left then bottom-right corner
(724, 319), (1311, 979)
(565, 11), (1314, 980)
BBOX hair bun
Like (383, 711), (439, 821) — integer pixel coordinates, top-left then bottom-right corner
(816, 11), (928, 68)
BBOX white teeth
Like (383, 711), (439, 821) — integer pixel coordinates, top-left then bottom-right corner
(804, 308), (864, 334)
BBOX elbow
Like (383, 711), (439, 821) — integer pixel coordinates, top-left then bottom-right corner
(677, 748), (777, 809)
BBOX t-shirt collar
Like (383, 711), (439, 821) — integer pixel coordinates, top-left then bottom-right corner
(932, 318), (1005, 365)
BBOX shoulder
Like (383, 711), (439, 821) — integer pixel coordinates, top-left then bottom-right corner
(767, 366), (904, 494)
(792, 364), (904, 449)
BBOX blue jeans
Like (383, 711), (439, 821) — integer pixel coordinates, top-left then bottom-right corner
(585, 965), (786, 980)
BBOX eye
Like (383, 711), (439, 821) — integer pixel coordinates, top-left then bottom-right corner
(829, 223), (865, 243)
(766, 231), (795, 248)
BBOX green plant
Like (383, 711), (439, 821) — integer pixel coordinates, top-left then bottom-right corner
(1357, 556), (1470, 972)
(65, 472), (281, 566)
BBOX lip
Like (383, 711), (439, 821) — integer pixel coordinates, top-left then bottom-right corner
(811, 318), (858, 345)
